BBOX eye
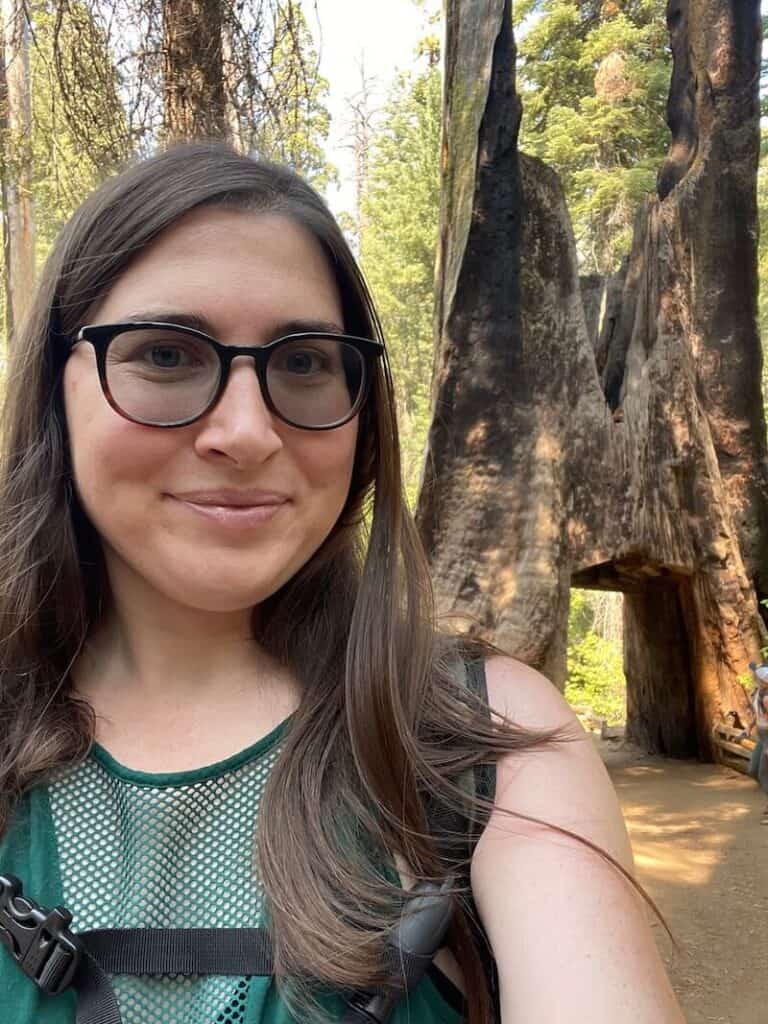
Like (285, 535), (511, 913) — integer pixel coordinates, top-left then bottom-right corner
(108, 332), (211, 371)
(282, 349), (326, 375)
(146, 344), (192, 368)
(138, 339), (210, 369)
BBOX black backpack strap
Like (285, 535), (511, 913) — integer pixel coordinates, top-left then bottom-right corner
(0, 873), (447, 1024)
(422, 657), (497, 860)
(465, 657), (501, 1020)
(0, 661), (494, 1024)
(75, 928), (275, 1023)
(465, 657), (497, 810)
(423, 656), (500, 1022)
(0, 874), (276, 1024)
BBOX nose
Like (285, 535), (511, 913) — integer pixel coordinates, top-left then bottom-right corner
(193, 355), (283, 465)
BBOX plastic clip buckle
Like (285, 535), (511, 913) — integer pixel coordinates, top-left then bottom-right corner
(0, 874), (82, 995)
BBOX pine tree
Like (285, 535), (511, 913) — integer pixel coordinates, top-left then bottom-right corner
(31, 1), (129, 248)
(338, 60), (378, 253)
(1, 0), (35, 339)
(516, 0), (670, 272)
(0, 1), (129, 348)
(359, 60), (441, 503)
(163, 0), (227, 141)
(252, 0), (335, 192)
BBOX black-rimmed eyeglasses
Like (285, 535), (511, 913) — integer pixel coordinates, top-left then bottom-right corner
(67, 322), (385, 430)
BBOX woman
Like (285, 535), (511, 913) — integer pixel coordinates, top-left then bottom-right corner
(0, 143), (685, 1023)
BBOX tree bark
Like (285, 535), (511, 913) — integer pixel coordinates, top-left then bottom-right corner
(418, 0), (570, 683)
(663, 0), (768, 601)
(0, 11), (13, 344)
(1, 0), (35, 341)
(221, 17), (246, 154)
(418, 0), (766, 758)
(163, 0), (228, 142)
(623, 583), (698, 756)
(344, 61), (376, 247)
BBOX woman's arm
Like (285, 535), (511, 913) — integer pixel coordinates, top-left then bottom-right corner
(470, 656), (686, 1024)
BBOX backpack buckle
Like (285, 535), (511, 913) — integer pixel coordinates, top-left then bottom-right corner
(0, 874), (82, 994)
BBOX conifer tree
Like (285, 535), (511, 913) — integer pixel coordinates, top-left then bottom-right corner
(252, 0), (335, 191)
(359, 58), (441, 501)
(1, 0), (35, 339)
(516, 0), (670, 272)
(32, 1), (129, 246)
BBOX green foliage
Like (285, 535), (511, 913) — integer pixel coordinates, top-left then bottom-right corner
(30, 3), (129, 252)
(565, 632), (627, 724)
(565, 591), (626, 725)
(253, 1), (336, 192)
(517, 0), (670, 273)
(0, 1), (129, 341)
(359, 62), (441, 505)
(567, 588), (595, 644)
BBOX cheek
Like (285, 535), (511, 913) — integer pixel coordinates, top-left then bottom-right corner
(64, 361), (176, 512)
(294, 422), (358, 500)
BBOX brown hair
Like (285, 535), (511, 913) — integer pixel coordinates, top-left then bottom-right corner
(0, 142), (611, 1021)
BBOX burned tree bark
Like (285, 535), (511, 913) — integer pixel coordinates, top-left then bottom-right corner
(163, 0), (227, 142)
(417, 0), (767, 758)
(417, 0), (571, 683)
(666, 1), (768, 600)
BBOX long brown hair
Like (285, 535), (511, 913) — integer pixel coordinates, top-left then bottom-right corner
(0, 142), (584, 1021)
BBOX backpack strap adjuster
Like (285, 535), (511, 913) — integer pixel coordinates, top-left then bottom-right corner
(0, 874), (82, 995)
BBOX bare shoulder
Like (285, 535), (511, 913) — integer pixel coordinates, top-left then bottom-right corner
(477, 653), (632, 869)
(483, 653), (581, 731)
(470, 655), (686, 1022)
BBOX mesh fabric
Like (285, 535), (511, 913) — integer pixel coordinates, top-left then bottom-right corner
(47, 724), (286, 1024)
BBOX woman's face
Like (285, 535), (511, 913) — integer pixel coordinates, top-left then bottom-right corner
(63, 207), (359, 614)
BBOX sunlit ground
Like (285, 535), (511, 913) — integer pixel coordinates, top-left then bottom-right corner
(607, 750), (766, 1024)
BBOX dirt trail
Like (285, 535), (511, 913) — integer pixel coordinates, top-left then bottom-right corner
(603, 743), (766, 1024)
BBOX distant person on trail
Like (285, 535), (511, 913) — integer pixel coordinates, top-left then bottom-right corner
(748, 662), (768, 824)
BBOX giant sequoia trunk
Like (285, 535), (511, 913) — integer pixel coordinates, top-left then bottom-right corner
(163, 0), (227, 142)
(417, 0), (767, 758)
(1, 0), (36, 340)
(417, 0), (571, 683)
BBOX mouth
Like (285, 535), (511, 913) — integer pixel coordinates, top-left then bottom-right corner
(172, 490), (291, 507)
(168, 491), (290, 529)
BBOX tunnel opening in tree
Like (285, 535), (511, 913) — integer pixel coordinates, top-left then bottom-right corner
(572, 563), (699, 758)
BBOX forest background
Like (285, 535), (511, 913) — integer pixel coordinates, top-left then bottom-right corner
(1, 0), (761, 726)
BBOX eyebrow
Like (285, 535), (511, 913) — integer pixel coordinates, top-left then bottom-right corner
(120, 311), (346, 339)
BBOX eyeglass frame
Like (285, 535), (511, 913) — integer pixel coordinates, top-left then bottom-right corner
(67, 321), (385, 431)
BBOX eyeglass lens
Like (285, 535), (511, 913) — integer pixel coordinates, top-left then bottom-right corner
(104, 327), (366, 428)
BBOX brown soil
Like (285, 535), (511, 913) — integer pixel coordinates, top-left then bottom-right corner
(602, 740), (766, 1024)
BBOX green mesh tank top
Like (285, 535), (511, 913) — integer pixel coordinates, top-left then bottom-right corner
(0, 716), (465, 1024)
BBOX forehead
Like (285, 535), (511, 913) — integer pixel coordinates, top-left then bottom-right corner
(89, 207), (344, 334)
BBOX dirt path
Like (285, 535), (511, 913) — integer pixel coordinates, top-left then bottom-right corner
(603, 743), (766, 1024)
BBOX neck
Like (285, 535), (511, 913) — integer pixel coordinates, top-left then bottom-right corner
(69, 557), (303, 771)
(85, 614), (260, 697)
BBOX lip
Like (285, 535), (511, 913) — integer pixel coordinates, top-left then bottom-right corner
(171, 490), (290, 507)
(168, 491), (290, 529)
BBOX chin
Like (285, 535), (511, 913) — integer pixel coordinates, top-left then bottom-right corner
(108, 540), (320, 615)
(163, 578), (286, 614)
